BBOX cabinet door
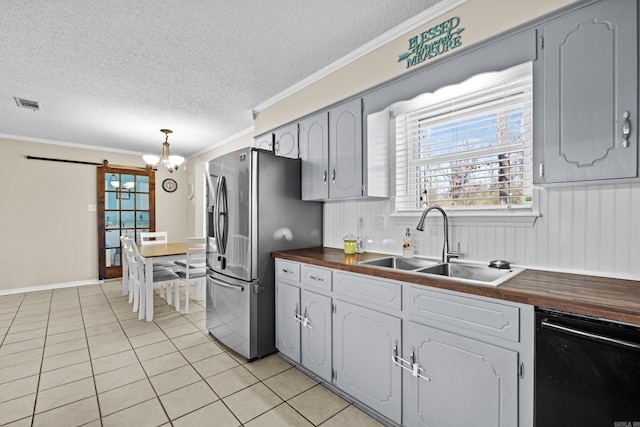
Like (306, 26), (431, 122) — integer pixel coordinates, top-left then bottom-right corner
(299, 112), (329, 200)
(275, 281), (301, 363)
(404, 321), (518, 427)
(329, 98), (363, 198)
(254, 133), (274, 151)
(301, 290), (332, 382)
(333, 300), (401, 424)
(536, 0), (637, 183)
(274, 123), (299, 159)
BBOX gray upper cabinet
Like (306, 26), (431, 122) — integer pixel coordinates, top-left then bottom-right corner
(534, 0), (638, 184)
(254, 132), (274, 151)
(274, 123), (299, 159)
(299, 111), (329, 200)
(329, 98), (363, 199)
(300, 98), (364, 200)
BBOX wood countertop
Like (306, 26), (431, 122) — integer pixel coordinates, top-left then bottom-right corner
(272, 247), (640, 325)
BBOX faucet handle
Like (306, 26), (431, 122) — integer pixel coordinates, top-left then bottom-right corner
(446, 242), (461, 262)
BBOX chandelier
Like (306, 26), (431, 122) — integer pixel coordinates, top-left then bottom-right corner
(143, 129), (185, 173)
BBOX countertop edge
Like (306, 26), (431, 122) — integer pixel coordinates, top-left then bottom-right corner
(273, 247), (640, 325)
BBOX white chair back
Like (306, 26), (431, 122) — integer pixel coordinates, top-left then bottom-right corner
(140, 231), (168, 245)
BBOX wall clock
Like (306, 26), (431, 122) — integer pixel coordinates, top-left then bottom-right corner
(162, 178), (178, 193)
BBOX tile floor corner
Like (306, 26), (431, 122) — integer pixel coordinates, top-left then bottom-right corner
(0, 280), (385, 426)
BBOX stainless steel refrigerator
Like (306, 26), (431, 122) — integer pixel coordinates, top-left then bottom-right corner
(205, 148), (323, 360)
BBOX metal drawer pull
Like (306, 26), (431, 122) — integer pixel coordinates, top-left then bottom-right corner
(541, 319), (640, 350)
(392, 343), (430, 381)
(281, 268), (294, 275)
(208, 276), (244, 291)
(622, 111), (631, 148)
(309, 275), (324, 282)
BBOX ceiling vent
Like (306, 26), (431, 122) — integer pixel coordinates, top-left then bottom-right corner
(14, 97), (41, 111)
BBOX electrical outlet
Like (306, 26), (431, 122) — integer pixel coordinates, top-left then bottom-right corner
(358, 217), (365, 229)
(373, 215), (386, 229)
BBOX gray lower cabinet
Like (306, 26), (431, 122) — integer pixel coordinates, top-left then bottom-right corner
(333, 299), (402, 424)
(403, 321), (518, 426)
(301, 290), (332, 382)
(534, 0), (638, 184)
(275, 281), (301, 363)
(274, 259), (533, 426)
(275, 260), (333, 382)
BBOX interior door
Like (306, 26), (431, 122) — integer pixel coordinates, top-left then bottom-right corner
(98, 166), (155, 279)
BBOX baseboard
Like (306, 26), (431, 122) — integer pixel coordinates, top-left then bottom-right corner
(0, 279), (105, 296)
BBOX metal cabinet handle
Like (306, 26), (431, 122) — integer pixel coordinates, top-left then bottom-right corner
(331, 169), (336, 183)
(322, 170), (327, 184)
(281, 268), (294, 275)
(309, 275), (324, 282)
(541, 319), (640, 350)
(622, 111), (631, 148)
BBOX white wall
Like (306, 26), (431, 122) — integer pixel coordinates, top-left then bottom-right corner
(324, 183), (640, 280)
(0, 137), (188, 291)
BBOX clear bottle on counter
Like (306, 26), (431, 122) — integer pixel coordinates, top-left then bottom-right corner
(402, 228), (414, 258)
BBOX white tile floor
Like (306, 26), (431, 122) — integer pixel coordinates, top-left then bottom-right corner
(0, 280), (384, 426)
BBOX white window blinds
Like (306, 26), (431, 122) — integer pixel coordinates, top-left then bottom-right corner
(395, 62), (533, 213)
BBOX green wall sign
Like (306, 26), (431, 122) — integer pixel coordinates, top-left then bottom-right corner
(398, 17), (465, 69)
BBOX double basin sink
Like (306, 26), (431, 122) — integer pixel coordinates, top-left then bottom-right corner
(357, 256), (524, 287)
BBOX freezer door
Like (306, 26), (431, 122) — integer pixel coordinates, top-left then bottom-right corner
(206, 273), (250, 359)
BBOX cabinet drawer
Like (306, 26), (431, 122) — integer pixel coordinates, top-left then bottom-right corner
(405, 285), (520, 342)
(334, 272), (401, 311)
(301, 265), (332, 292)
(276, 259), (300, 283)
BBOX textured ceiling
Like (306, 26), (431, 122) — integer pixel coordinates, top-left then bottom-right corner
(1, 0), (441, 158)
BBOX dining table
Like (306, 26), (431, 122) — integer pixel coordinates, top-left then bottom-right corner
(138, 241), (187, 321)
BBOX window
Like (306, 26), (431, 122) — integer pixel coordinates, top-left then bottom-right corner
(394, 62), (533, 214)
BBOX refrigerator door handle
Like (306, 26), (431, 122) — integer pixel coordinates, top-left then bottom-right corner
(215, 176), (228, 255)
(208, 275), (245, 292)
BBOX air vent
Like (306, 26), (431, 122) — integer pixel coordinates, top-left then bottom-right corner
(14, 97), (41, 111)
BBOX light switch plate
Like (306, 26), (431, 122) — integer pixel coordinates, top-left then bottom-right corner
(374, 215), (386, 229)
(88, 204), (97, 212)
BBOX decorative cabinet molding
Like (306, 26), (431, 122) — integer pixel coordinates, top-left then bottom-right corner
(534, 0), (638, 184)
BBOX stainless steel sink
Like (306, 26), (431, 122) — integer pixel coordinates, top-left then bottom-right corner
(357, 256), (440, 270)
(357, 256), (524, 286)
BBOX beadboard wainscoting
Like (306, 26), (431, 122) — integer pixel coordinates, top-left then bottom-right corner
(323, 183), (640, 280)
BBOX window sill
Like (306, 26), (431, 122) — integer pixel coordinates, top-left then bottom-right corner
(391, 210), (540, 227)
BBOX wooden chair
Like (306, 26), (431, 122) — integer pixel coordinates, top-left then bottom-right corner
(175, 237), (207, 314)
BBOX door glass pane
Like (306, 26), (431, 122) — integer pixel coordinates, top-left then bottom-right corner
(136, 175), (150, 192)
(105, 192), (119, 210)
(136, 193), (149, 210)
(105, 230), (120, 248)
(121, 211), (135, 229)
(137, 211), (150, 228)
(106, 211), (120, 229)
(122, 174), (135, 190)
(122, 229), (136, 240)
(106, 248), (120, 267)
(120, 191), (134, 209)
(106, 173), (120, 190)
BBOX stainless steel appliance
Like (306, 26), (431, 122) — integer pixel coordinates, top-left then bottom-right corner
(205, 148), (323, 360)
(535, 308), (640, 426)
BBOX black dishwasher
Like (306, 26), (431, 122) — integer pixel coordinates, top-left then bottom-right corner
(535, 308), (640, 426)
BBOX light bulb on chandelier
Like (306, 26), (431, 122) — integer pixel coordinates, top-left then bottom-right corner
(143, 129), (185, 173)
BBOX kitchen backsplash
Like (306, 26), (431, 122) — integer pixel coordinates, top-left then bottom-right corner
(324, 182), (640, 280)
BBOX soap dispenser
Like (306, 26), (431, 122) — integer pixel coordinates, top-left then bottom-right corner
(402, 228), (414, 258)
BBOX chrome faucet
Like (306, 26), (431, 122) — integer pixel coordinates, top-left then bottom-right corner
(416, 206), (459, 263)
